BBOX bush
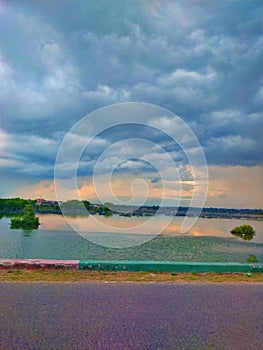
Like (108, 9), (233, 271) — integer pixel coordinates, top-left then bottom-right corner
(230, 224), (255, 241)
(10, 204), (39, 230)
(246, 255), (258, 263)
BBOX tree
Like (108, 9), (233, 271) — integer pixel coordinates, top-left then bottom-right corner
(60, 200), (87, 212)
(24, 204), (35, 218)
(103, 205), (113, 216)
(230, 224), (255, 241)
(246, 255), (258, 263)
(10, 204), (39, 230)
(83, 200), (90, 210)
(0, 197), (31, 213)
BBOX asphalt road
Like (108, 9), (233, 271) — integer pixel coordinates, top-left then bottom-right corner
(0, 282), (262, 350)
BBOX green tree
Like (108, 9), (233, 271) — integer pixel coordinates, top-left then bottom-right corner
(10, 204), (39, 230)
(246, 255), (258, 263)
(83, 200), (91, 210)
(102, 203), (113, 216)
(60, 200), (84, 211)
(24, 204), (35, 217)
(230, 224), (255, 241)
(0, 197), (32, 213)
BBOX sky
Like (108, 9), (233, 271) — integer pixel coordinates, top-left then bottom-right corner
(0, 0), (262, 208)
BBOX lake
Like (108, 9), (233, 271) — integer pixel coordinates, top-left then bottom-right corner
(0, 214), (262, 262)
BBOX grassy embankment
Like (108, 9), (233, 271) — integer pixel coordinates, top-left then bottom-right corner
(0, 269), (262, 283)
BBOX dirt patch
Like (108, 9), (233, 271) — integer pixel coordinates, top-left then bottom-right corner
(0, 269), (262, 283)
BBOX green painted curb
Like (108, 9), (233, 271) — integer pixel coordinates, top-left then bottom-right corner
(78, 260), (263, 273)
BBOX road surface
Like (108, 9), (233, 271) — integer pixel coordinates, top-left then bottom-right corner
(0, 282), (262, 349)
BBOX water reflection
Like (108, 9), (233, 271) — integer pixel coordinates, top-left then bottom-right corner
(23, 230), (32, 237)
(35, 214), (263, 243)
(0, 214), (262, 261)
(0, 213), (262, 243)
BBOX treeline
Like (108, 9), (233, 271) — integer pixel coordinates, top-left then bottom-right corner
(60, 200), (90, 211)
(0, 198), (113, 217)
(1, 198), (262, 218)
(0, 198), (36, 214)
(60, 200), (112, 216)
(201, 207), (263, 215)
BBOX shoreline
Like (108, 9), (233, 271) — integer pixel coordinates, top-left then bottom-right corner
(2, 208), (263, 221)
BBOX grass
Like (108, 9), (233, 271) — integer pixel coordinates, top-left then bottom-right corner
(0, 269), (262, 283)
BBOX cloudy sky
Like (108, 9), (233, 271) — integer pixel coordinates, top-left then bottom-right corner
(0, 0), (262, 208)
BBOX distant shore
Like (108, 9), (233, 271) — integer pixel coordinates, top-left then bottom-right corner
(1, 197), (263, 221)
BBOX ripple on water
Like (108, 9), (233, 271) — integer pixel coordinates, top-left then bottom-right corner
(0, 228), (262, 262)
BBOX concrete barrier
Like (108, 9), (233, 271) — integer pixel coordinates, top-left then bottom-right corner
(0, 259), (79, 270)
(0, 259), (262, 273)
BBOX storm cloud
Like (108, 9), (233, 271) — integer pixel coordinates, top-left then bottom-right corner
(0, 0), (262, 186)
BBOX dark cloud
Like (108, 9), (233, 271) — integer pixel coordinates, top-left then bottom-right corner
(151, 178), (160, 184)
(0, 0), (262, 182)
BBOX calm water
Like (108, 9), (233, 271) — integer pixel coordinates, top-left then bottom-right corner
(0, 214), (262, 262)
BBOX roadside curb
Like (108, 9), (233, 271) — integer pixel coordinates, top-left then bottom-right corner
(0, 259), (262, 273)
(78, 260), (263, 273)
(0, 259), (79, 270)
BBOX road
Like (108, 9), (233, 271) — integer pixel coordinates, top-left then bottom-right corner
(0, 282), (262, 350)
